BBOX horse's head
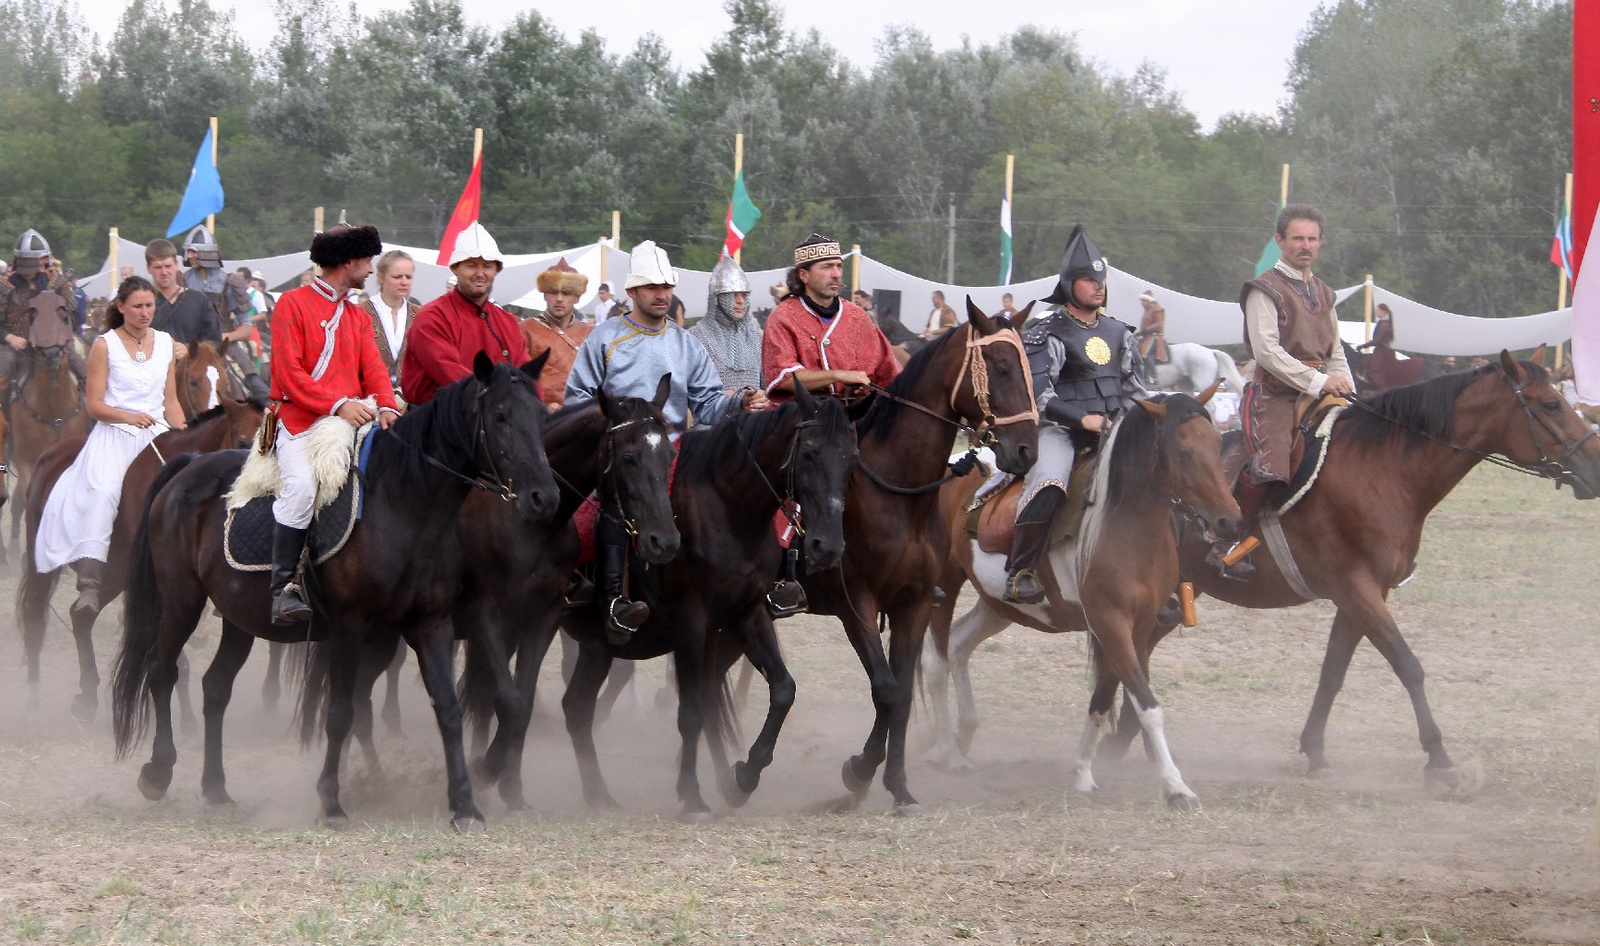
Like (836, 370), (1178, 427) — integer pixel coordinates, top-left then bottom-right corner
(954, 297), (1039, 475)
(176, 339), (242, 420)
(1137, 383), (1242, 543)
(786, 382), (858, 570)
(27, 291), (74, 367)
(222, 396), (266, 449)
(1483, 348), (1600, 499)
(471, 350), (559, 523)
(597, 374), (681, 564)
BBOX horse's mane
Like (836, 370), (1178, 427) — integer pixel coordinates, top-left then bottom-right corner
(1105, 394), (1209, 508)
(676, 396), (851, 486)
(186, 403), (228, 427)
(363, 366), (515, 494)
(1338, 364), (1518, 453)
(851, 323), (966, 442)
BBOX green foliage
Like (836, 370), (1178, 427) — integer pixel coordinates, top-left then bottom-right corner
(0, 0), (1569, 323)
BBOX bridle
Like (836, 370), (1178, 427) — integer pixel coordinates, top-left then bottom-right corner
(408, 381), (524, 502)
(594, 411), (674, 541)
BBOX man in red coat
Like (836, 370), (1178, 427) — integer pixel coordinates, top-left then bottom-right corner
(268, 223), (400, 624)
(762, 233), (900, 398)
(401, 222), (530, 405)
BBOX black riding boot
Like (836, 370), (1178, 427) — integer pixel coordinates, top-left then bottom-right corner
(70, 558), (104, 618)
(1004, 488), (1062, 604)
(597, 513), (647, 643)
(270, 525), (313, 625)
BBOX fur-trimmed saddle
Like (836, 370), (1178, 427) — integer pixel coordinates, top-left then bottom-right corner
(222, 410), (372, 572)
(964, 454), (1097, 555)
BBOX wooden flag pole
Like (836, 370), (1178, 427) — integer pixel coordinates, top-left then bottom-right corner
(734, 133), (744, 265)
(472, 127), (483, 166)
(108, 228), (120, 291)
(1279, 163), (1290, 207)
(312, 206), (324, 275)
(206, 116), (218, 234)
(1560, 171), (1574, 311)
(598, 235), (608, 288)
(851, 244), (861, 294)
(1363, 274), (1374, 342)
(612, 210), (621, 248)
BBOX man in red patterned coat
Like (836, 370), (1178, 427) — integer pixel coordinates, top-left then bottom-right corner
(761, 233), (900, 398)
(268, 223), (401, 624)
(401, 222), (530, 406)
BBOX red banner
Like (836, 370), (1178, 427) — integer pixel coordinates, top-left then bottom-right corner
(1574, 0), (1600, 278)
(436, 153), (483, 266)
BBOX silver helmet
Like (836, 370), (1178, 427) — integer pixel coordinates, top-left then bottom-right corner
(708, 255), (750, 296)
(12, 229), (51, 276)
(183, 225), (222, 267)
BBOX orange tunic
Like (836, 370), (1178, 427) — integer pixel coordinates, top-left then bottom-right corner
(519, 315), (593, 409)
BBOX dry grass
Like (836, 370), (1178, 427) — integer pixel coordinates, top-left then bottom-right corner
(0, 464), (1597, 943)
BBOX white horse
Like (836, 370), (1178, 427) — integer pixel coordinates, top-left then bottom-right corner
(1150, 342), (1246, 395)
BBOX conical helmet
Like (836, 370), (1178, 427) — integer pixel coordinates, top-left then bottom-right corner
(1042, 224), (1106, 305)
(708, 255), (750, 295)
(11, 229), (51, 275)
(183, 225), (222, 267)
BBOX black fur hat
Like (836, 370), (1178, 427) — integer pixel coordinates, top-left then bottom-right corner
(309, 224), (383, 269)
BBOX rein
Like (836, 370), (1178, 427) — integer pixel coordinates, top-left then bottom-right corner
(390, 385), (520, 501)
(597, 413), (673, 541)
(16, 346), (83, 430)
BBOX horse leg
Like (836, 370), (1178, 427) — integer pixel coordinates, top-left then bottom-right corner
(716, 609), (794, 807)
(1103, 620), (1179, 763)
(672, 642), (714, 822)
(835, 587), (896, 801)
(877, 603), (933, 812)
(138, 593), (207, 802)
(946, 600), (1012, 764)
(594, 656), (638, 725)
(380, 640), (406, 738)
(407, 622), (486, 830)
(314, 636), (362, 828)
(1072, 637), (1123, 793)
(560, 627), (621, 810)
(493, 616), (561, 811)
(199, 622), (254, 805)
(349, 638), (396, 779)
(1092, 615), (1199, 810)
(20, 574), (48, 713)
(175, 649), (198, 738)
(68, 605), (100, 724)
(261, 641), (284, 710)
(916, 564), (962, 764)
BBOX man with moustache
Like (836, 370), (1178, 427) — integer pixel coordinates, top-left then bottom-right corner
(145, 238), (222, 360)
(565, 241), (769, 637)
(401, 222), (529, 406)
(761, 233), (899, 399)
(519, 257), (592, 409)
(1209, 203), (1354, 580)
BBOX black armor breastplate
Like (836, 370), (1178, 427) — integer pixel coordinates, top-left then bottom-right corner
(1024, 312), (1133, 417)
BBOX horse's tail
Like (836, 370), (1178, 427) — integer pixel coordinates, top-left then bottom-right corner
(1213, 349), (1247, 395)
(294, 641), (332, 748)
(457, 635), (499, 738)
(17, 506), (60, 659)
(111, 452), (195, 759)
(700, 640), (745, 761)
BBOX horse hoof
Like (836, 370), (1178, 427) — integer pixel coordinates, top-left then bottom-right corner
(719, 767), (754, 809)
(678, 808), (716, 825)
(1305, 764), (1335, 781)
(840, 757), (872, 795)
(1424, 765), (1464, 796)
(137, 764), (172, 801)
(451, 815), (487, 835)
(586, 793), (622, 812)
(202, 785), (234, 807)
(70, 693), (98, 725)
(1166, 792), (1202, 813)
(892, 802), (924, 818)
(319, 813), (350, 831)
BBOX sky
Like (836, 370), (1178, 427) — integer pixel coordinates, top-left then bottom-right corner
(81, 0), (1325, 130)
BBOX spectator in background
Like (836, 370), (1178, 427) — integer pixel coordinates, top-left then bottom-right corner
(853, 290), (875, 315)
(668, 292), (686, 326)
(923, 289), (957, 339)
(145, 238), (220, 360)
(998, 292), (1019, 319)
(358, 249), (417, 400)
(298, 271), (314, 289)
(586, 283), (613, 323)
(249, 270), (274, 357)
(118, 265), (136, 283)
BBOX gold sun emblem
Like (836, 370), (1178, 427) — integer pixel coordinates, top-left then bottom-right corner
(1085, 336), (1112, 366)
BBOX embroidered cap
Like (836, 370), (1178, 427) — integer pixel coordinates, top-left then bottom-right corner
(793, 233), (842, 268)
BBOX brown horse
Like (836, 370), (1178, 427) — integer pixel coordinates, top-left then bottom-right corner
(19, 397), (264, 721)
(920, 388), (1241, 808)
(173, 338), (244, 421)
(809, 301), (1039, 812)
(1096, 351), (1600, 790)
(4, 293), (88, 558)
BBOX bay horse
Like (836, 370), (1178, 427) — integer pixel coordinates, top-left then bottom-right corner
(555, 383), (859, 819)
(4, 293), (88, 558)
(18, 396), (264, 721)
(810, 300), (1038, 812)
(920, 388), (1241, 808)
(173, 338), (244, 420)
(1100, 351), (1600, 790)
(112, 354), (559, 829)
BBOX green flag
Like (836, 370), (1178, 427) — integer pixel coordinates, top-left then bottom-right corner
(999, 196), (1013, 284)
(721, 172), (761, 257)
(1254, 199), (1284, 276)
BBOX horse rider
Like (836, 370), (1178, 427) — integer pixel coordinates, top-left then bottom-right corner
(518, 256), (593, 409)
(0, 229), (87, 428)
(1004, 224), (1143, 604)
(1208, 203), (1354, 580)
(691, 255), (763, 393)
(266, 223), (400, 625)
(1135, 289), (1168, 387)
(565, 241), (769, 638)
(761, 232), (901, 399)
(181, 226), (269, 400)
(401, 222), (529, 406)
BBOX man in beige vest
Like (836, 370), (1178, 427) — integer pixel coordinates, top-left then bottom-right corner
(1211, 203), (1353, 580)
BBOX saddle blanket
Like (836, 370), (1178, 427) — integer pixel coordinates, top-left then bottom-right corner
(1222, 394), (1347, 517)
(965, 455), (1095, 555)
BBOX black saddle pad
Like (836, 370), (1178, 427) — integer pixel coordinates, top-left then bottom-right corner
(223, 473), (361, 572)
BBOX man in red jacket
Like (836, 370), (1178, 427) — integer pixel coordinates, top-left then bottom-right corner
(268, 223), (400, 624)
(401, 222), (530, 405)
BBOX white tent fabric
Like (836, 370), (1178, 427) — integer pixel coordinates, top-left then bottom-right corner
(73, 230), (1571, 357)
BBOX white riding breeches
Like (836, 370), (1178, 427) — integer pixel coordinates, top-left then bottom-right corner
(272, 422), (318, 529)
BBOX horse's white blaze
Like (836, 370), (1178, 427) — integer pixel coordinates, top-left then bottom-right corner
(204, 365), (221, 410)
(1130, 703), (1197, 804)
(1073, 710), (1112, 793)
(644, 431), (663, 449)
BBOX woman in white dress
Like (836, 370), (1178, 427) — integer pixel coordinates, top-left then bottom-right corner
(35, 275), (185, 616)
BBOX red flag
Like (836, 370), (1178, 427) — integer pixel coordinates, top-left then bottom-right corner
(436, 152), (482, 266)
(1573, 0), (1600, 279)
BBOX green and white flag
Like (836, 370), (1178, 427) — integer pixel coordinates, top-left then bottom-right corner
(721, 172), (761, 257)
(999, 195), (1013, 284)
(1254, 195), (1285, 276)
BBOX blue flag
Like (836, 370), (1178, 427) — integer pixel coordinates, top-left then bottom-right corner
(165, 127), (224, 238)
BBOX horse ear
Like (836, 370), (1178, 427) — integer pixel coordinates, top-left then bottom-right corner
(597, 386), (622, 421)
(791, 378), (817, 415)
(1135, 398), (1167, 422)
(652, 373), (673, 410)
(473, 350), (495, 385)
(1530, 343), (1548, 367)
(187, 336), (200, 353)
(1498, 349), (1527, 383)
(520, 350), (551, 381)
(964, 297), (996, 335)
(1196, 379), (1222, 406)
(1014, 301), (1036, 325)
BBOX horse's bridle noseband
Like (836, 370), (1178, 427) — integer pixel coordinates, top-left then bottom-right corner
(1506, 376), (1599, 487)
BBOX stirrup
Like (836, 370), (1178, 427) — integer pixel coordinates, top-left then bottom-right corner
(1204, 544), (1256, 582)
(605, 596), (648, 644)
(564, 573), (596, 607)
(272, 583), (313, 625)
(1004, 568), (1045, 605)
(765, 579), (807, 619)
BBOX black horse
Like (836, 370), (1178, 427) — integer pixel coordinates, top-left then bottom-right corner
(556, 383), (859, 819)
(112, 354), (559, 829)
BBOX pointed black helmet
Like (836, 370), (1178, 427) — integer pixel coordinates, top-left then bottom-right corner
(1042, 224), (1107, 305)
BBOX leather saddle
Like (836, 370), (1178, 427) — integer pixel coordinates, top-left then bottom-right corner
(967, 454), (1097, 555)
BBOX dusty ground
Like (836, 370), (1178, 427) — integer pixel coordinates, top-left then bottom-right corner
(0, 463), (1598, 944)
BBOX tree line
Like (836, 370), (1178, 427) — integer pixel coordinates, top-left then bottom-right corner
(0, 0), (1571, 319)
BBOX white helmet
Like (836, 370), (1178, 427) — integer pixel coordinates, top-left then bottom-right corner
(447, 222), (503, 269)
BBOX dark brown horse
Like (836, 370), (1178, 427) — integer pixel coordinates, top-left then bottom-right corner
(556, 383), (859, 819)
(19, 397), (263, 721)
(112, 355), (559, 829)
(4, 293), (88, 557)
(921, 388), (1241, 808)
(810, 301), (1039, 812)
(1100, 352), (1600, 790)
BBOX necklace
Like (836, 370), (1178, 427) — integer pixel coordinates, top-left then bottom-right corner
(120, 327), (152, 363)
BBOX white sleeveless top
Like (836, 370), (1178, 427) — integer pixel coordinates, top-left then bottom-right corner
(103, 328), (175, 422)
